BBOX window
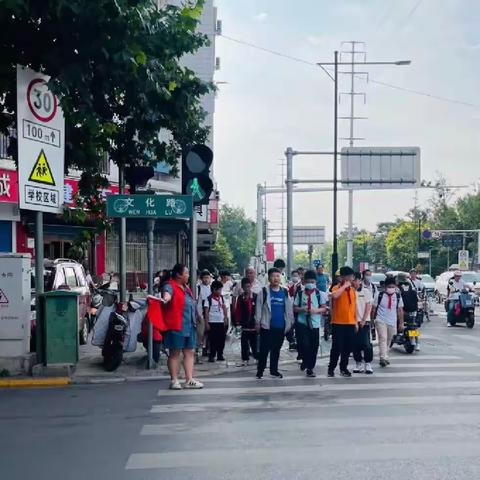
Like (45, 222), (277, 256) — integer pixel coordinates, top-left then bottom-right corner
(64, 267), (78, 288)
(53, 268), (66, 289)
(99, 153), (110, 175)
(75, 267), (87, 287)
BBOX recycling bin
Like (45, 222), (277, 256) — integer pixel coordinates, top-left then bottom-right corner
(40, 290), (79, 364)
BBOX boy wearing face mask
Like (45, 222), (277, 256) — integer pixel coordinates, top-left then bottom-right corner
(352, 272), (374, 374)
(293, 270), (327, 377)
(373, 276), (404, 367)
(328, 266), (357, 377)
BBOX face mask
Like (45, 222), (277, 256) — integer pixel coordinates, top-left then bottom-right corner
(305, 283), (316, 290)
(292, 276), (300, 283)
(386, 287), (396, 294)
(364, 275), (371, 281)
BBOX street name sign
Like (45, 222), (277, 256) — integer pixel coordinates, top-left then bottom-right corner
(106, 194), (193, 219)
(17, 66), (65, 213)
(341, 147), (420, 190)
(417, 251), (430, 259)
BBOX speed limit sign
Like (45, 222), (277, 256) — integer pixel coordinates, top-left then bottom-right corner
(27, 78), (58, 122)
(17, 66), (65, 213)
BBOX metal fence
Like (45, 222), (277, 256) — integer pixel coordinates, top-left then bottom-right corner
(106, 231), (178, 276)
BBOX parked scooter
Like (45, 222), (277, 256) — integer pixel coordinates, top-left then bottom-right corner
(86, 290), (104, 332)
(102, 301), (129, 371)
(448, 287), (475, 328)
(391, 311), (419, 354)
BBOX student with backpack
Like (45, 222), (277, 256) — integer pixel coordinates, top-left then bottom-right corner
(352, 272), (374, 374)
(255, 267), (294, 379)
(197, 270), (212, 357)
(373, 276), (404, 367)
(234, 277), (259, 366)
(293, 270), (327, 377)
(204, 280), (228, 362)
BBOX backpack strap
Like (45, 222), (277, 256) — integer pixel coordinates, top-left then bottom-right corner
(377, 291), (400, 308)
(263, 286), (267, 304)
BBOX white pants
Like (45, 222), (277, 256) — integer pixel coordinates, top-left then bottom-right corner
(375, 320), (397, 360)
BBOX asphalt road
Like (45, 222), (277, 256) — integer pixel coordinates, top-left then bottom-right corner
(3, 304), (480, 480)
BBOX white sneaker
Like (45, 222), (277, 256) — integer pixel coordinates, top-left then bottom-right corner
(447, 323), (452, 328)
(365, 363), (373, 374)
(169, 379), (182, 390)
(353, 361), (364, 373)
(183, 378), (204, 389)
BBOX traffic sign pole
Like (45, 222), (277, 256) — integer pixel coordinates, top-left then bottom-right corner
(34, 210), (44, 365)
(147, 219), (154, 370)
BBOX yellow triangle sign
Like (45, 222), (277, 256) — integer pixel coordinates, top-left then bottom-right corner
(28, 149), (55, 186)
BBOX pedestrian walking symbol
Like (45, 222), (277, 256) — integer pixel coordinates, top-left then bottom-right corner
(28, 149), (55, 185)
(0, 288), (9, 304)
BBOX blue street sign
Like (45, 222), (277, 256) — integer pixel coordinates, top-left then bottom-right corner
(422, 229), (432, 239)
(313, 259), (322, 267)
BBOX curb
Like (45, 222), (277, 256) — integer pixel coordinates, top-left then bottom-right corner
(0, 377), (70, 388)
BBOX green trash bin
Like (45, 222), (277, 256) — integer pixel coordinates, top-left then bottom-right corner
(40, 290), (80, 364)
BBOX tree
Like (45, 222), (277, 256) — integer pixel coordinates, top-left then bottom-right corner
(0, 0), (211, 202)
(218, 205), (256, 272)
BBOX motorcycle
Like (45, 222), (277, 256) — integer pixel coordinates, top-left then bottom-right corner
(391, 311), (419, 354)
(102, 301), (130, 372)
(448, 288), (475, 328)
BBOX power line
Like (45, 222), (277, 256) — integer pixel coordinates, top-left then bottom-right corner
(219, 33), (480, 110)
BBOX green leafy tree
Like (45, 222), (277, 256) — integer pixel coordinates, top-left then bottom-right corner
(218, 205), (256, 272)
(211, 232), (235, 272)
(0, 0), (211, 204)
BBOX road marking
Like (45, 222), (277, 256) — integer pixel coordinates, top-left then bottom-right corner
(140, 413), (480, 435)
(150, 394), (480, 413)
(126, 442), (480, 469)
(173, 368), (480, 384)
(157, 379), (480, 397)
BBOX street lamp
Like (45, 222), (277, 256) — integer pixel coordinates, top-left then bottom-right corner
(316, 53), (411, 278)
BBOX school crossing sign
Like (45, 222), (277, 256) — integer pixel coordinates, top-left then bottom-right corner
(17, 66), (65, 213)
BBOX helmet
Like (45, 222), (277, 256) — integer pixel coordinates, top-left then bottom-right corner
(453, 270), (462, 277)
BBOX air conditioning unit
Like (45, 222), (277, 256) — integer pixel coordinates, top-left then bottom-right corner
(215, 57), (221, 70)
(216, 19), (222, 35)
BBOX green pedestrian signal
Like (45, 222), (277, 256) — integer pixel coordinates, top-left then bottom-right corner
(182, 145), (213, 206)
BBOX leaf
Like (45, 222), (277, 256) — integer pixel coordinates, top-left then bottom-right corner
(168, 80), (177, 91)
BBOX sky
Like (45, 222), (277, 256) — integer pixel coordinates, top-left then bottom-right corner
(212, 0), (480, 249)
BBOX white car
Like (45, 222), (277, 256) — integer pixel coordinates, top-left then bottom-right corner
(434, 271), (480, 303)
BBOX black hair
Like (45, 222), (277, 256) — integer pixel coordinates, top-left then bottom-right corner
(297, 267), (305, 272)
(219, 270), (231, 277)
(354, 272), (362, 280)
(385, 276), (396, 287)
(273, 259), (286, 269)
(200, 269), (211, 278)
(268, 267), (281, 278)
(211, 280), (223, 291)
(362, 269), (371, 277)
(241, 277), (251, 288)
(316, 264), (324, 268)
(304, 269), (317, 281)
(172, 263), (187, 279)
(291, 270), (299, 276)
(339, 266), (355, 276)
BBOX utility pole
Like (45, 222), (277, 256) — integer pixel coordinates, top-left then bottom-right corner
(318, 47), (410, 273)
(339, 41), (367, 267)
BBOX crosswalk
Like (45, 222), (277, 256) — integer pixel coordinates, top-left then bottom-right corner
(124, 342), (480, 478)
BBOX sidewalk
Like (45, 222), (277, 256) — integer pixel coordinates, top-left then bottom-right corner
(72, 333), (332, 384)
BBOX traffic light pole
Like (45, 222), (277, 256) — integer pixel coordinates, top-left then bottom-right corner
(190, 211), (198, 293)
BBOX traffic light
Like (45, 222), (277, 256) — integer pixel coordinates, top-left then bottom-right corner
(182, 144), (213, 206)
(125, 166), (154, 194)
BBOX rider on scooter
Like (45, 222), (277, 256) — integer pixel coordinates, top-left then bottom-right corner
(447, 271), (472, 327)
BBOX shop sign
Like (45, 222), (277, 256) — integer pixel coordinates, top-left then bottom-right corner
(0, 169), (19, 203)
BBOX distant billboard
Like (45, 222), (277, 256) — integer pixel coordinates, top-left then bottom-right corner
(341, 147), (420, 190)
(292, 226), (325, 245)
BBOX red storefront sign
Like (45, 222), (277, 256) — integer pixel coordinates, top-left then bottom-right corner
(0, 169), (19, 203)
(63, 178), (122, 207)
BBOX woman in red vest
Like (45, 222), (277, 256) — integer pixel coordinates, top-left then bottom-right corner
(161, 264), (204, 390)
